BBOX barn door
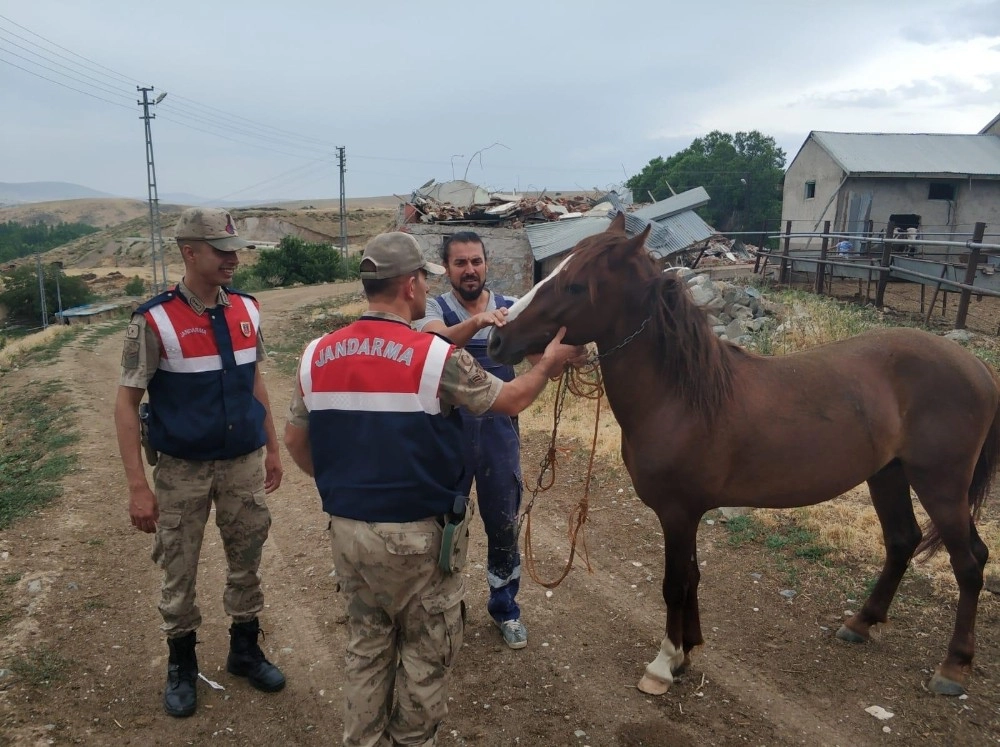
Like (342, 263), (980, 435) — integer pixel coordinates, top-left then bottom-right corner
(846, 192), (873, 253)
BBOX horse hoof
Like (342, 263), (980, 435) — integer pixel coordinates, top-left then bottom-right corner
(637, 673), (671, 695)
(835, 625), (867, 644)
(928, 672), (966, 696)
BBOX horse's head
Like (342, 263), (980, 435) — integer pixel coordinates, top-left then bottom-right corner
(488, 213), (654, 364)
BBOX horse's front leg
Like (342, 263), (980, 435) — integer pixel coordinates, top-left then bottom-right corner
(637, 514), (699, 695)
(679, 546), (705, 671)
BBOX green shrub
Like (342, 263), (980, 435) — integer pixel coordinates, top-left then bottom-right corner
(123, 276), (145, 296)
(231, 267), (267, 293)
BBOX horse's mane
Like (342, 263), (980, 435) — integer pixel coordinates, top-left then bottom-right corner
(561, 232), (738, 422)
(647, 271), (738, 421)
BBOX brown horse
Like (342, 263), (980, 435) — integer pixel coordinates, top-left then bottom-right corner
(488, 213), (1000, 696)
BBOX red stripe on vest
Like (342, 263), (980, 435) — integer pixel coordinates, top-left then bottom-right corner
(146, 295), (258, 359)
(308, 320), (437, 394)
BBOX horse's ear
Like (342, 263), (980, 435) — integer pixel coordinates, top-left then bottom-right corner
(608, 223), (651, 266)
(607, 211), (627, 234)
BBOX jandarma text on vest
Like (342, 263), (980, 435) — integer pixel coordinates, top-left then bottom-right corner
(315, 337), (415, 367)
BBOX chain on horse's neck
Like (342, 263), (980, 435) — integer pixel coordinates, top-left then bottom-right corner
(591, 315), (651, 362)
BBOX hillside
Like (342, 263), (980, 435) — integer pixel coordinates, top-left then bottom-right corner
(3, 203), (398, 295)
(0, 181), (116, 205)
(0, 198), (185, 229)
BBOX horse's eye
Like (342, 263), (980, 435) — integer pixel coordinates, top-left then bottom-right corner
(566, 283), (587, 296)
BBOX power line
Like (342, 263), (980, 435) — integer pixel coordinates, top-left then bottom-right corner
(0, 41), (134, 102)
(209, 159), (335, 202)
(0, 12), (136, 85)
(0, 54), (135, 110)
(164, 93), (340, 149)
(0, 26), (135, 93)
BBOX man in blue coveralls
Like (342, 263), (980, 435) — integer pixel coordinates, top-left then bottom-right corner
(416, 231), (529, 649)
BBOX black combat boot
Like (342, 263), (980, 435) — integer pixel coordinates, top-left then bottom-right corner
(226, 619), (286, 692)
(164, 631), (198, 717)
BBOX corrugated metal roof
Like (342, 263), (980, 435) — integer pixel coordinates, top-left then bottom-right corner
(526, 188), (715, 262)
(632, 186), (710, 220)
(57, 301), (127, 317)
(526, 215), (611, 262)
(811, 131), (1000, 177)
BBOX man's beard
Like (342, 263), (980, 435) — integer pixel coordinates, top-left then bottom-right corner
(453, 277), (485, 302)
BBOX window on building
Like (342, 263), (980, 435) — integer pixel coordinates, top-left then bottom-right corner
(804, 181), (816, 199)
(928, 182), (956, 200)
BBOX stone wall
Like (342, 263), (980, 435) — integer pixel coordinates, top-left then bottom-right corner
(405, 225), (534, 298)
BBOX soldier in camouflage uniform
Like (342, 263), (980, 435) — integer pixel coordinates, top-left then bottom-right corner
(284, 232), (583, 746)
(114, 207), (286, 718)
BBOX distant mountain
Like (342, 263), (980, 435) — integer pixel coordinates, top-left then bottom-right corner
(156, 192), (209, 206)
(0, 181), (119, 204)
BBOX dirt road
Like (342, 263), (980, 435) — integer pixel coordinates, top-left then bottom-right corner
(1, 282), (998, 746)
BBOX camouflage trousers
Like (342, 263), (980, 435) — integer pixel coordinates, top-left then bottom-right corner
(151, 449), (271, 638)
(329, 516), (465, 747)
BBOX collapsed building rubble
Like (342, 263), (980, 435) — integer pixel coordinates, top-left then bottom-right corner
(398, 179), (623, 228)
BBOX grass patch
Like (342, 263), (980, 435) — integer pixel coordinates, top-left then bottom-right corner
(267, 292), (366, 375)
(744, 288), (897, 356)
(0, 325), (78, 370)
(724, 512), (834, 587)
(83, 598), (108, 610)
(2, 573), (22, 585)
(724, 514), (767, 546)
(75, 318), (129, 351)
(0, 382), (78, 529)
(9, 647), (71, 687)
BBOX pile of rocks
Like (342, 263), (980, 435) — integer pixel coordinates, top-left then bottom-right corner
(673, 267), (774, 344)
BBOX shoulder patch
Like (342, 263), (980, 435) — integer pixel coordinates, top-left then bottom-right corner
(121, 339), (140, 369)
(125, 322), (140, 339)
(457, 351), (489, 386)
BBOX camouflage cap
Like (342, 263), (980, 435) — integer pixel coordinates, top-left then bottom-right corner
(174, 207), (255, 251)
(360, 232), (444, 279)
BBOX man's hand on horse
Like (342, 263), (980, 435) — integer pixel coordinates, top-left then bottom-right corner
(475, 307), (509, 330)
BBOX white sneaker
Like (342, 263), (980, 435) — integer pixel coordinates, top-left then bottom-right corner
(496, 618), (528, 649)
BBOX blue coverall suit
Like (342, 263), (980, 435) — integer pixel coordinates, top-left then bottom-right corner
(435, 294), (523, 623)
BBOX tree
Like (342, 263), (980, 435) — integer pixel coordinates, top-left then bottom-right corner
(626, 130), (786, 234)
(249, 236), (347, 287)
(0, 264), (93, 324)
(0, 221), (99, 263)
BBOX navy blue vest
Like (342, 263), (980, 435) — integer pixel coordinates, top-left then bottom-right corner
(302, 318), (466, 522)
(436, 292), (516, 382)
(139, 287), (266, 461)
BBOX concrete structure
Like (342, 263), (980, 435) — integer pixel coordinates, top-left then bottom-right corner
(405, 224), (533, 297)
(782, 123), (1000, 251)
(56, 300), (132, 326)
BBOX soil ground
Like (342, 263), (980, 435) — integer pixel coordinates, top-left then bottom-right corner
(1, 282), (999, 746)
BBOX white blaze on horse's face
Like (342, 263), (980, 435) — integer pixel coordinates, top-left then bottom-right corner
(505, 254), (575, 323)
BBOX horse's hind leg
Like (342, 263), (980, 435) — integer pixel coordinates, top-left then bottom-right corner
(909, 470), (983, 695)
(838, 462), (921, 644)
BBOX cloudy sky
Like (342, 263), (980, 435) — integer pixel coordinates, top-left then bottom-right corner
(2, 0), (999, 203)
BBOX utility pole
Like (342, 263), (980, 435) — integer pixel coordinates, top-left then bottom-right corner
(35, 253), (48, 329)
(337, 146), (347, 260)
(138, 86), (168, 292)
(53, 262), (64, 318)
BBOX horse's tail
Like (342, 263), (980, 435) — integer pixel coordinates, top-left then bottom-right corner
(917, 363), (1000, 558)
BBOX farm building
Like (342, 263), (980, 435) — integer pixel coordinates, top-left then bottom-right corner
(781, 116), (1000, 251)
(55, 300), (132, 326)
